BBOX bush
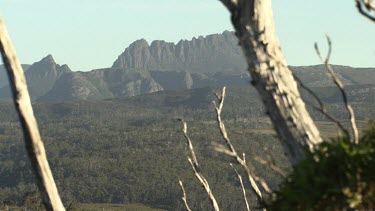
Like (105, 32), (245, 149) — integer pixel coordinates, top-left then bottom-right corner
(270, 120), (375, 210)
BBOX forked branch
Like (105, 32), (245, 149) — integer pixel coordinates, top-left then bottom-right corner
(315, 35), (359, 144)
(180, 119), (220, 211)
(213, 87), (272, 207)
(0, 18), (65, 211)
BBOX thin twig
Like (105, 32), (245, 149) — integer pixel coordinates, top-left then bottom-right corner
(180, 120), (220, 211)
(213, 87), (271, 205)
(252, 156), (287, 178)
(230, 163), (250, 211)
(0, 18), (65, 211)
(178, 180), (192, 211)
(293, 73), (347, 134)
(181, 120), (199, 167)
(315, 35), (359, 144)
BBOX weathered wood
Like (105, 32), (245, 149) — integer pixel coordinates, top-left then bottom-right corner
(213, 87), (266, 202)
(219, 0), (322, 163)
(357, 0), (375, 22)
(0, 18), (65, 211)
(181, 120), (220, 211)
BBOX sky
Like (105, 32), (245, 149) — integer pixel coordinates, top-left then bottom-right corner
(1, 0), (375, 71)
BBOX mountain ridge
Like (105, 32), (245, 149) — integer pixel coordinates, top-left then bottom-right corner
(0, 31), (374, 102)
(112, 31), (246, 73)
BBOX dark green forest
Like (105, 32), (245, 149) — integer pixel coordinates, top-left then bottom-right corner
(0, 86), (373, 210)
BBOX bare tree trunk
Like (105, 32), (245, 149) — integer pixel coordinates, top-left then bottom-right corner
(0, 18), (65, 211)
(219, 0), (322, 163)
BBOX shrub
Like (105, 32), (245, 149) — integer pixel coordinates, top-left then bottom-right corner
(270, 120), (375, 210)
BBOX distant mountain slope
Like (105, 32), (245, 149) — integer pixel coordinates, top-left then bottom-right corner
(0, 55), (71, 99)
(291, 65), (375, 87)
(39, 68), (164, 102)
(38, 72), (106, 101)
(0, 64), (31, 88)
(0, 31), (374, 102)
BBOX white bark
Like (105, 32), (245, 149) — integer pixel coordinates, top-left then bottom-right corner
(181, 120), (220, 211)
(357, 0), (375, 22)
(219, 0), (322, 163)
(0, 18), (65, 211)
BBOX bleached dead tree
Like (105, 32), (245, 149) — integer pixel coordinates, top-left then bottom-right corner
(230, 163), (250, 211)
(180, 119), (220, 211)
(315, 36), (359, 144)
(178, 180), (192, 211)
(356, 0), (375, 21)
(219, 0), (323, 163)
(0, 18), (65, 211)
(212, 87), (270, 201)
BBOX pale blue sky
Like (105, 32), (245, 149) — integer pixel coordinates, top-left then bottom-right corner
(1, 0), (374, 71)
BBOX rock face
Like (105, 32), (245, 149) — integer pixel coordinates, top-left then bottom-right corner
(39, 72), (104, 101)
(150, 71), (194, 90)
(0, 55), (71, 99)
(40, 68), (164, 102)
(112, 31), (246, 73)
(25, 55), (72, 98)
(2, 31), (375, 102)
(100, 68), (163, 97)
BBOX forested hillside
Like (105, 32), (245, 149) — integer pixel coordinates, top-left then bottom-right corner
(0, 86), (373, 210)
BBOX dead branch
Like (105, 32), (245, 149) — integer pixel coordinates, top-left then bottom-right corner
(187, 158), (220, 211)
(219, 0), (322, 163)
(0, 18), (65, 211)
(252, 156), (287, 178)
(181, 120), (199, 167)
(315, 35), (359, 144)
(180, 119), (220, 211)
(230, 163), (250, 211)
(178, 180), (192, 211)
(356, 0), (375, 22)
(293, 73), (347, 134)
(212, 87), (270, 205)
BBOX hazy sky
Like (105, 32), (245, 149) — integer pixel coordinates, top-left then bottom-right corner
(1, 0), (375, 71)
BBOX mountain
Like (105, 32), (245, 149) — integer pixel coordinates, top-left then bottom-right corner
(0, 64), (31, 88)
(39, 68), (164, 102)
(0, 55), (71, 100)
(1, 31), (374, 102)
(112, 31), (246, 73)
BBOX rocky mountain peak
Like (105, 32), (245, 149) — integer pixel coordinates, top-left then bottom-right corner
(40, 54), (55, 64)
(131, 38), (150, 47)
(112, 39), (152, 70)
(24, 55), (71, 98)
(60, 64), (72, 73)
(112, 31), (246, 73)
